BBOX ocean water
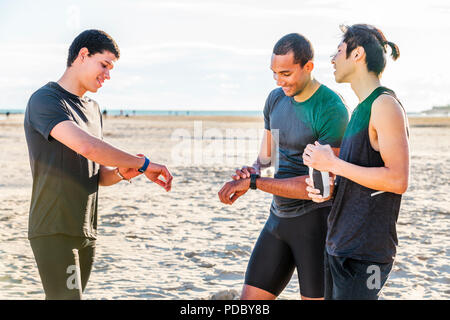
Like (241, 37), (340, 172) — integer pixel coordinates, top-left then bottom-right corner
(0, 109), (263, 117)
(3, 109), (445, 118)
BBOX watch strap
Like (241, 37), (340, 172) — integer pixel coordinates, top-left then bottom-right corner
(250, 173), (260, 190)
(138, 156), (150, 173)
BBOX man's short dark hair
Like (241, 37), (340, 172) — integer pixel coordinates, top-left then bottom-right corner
(67, 29), (120, 67)
(273, 33), (314, 67)
(340, 24), (399, 76)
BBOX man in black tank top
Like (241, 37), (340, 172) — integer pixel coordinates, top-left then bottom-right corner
(302, 24), (410, 300)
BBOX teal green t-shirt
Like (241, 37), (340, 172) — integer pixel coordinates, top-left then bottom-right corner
(264, 84), (349, 218)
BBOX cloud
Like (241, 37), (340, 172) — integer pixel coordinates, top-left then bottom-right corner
(1, 0), (449, 112)
(133, 0), (348, 19)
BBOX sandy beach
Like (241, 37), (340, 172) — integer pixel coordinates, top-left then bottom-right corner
(0, 114), (448, 300)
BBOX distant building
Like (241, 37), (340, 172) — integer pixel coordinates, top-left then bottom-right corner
(423, 105), (450, 117)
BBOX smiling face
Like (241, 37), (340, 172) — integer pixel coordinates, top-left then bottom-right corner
(77, 49), (117, 93)
(331, 41), (355, 83)
(270, 51), (312, 97)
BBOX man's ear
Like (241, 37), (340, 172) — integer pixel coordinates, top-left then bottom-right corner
(77, 47), (90, 63)
(352, 46), (365, 62)
(303, 60), (314, 72)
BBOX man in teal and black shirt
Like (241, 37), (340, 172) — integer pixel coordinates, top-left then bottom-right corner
(218, 33), (349, 300)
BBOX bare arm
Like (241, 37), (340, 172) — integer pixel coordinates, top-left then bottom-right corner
(255, 176), (310, 199)
(254, 147), (339, 199)
(220, 126), (340, 203)
(51, 121), (172, 191)
(333, 96), (409, 193)
(50, 120), (145, 169)
(304, 95), (409, 194)
(235, 131), (339, 199)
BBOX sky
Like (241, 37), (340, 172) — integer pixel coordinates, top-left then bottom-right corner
(0, 0), (449, 112)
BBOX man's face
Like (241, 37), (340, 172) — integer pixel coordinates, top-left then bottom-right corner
(270, 51), (310, 97)
(331, 41), (354, 83)
(78, 50), (117, 93)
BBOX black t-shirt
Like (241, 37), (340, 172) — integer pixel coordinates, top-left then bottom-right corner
(24, 82), (103, 240)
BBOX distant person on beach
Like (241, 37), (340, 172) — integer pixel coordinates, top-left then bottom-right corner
(24, 29), (173, 300)
(218, 33), (349, 300)
(302, 24), (410, 300)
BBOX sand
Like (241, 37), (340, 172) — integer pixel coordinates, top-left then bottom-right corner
(0, 114), (448, 300)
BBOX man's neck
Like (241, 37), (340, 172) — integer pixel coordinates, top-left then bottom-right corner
(293, 78), (320, 103)
(57, 68), (86, 97)
(349, 71), (381, 103)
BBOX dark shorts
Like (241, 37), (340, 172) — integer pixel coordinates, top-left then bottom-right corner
(29, 234), (96, 300)
(244, 207), (329, 298)
(324, 251), (394, 300)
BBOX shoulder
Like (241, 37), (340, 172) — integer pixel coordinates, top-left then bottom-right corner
(29, 84), (58, 101)
(372, 94), (404, 118)
(267, 87), (285, 103)
(27, 84), (64, 111)
(264, 87), (285, 115)
(320, 85), (346, 106)
(318, 85), (349, 117)
(371, 93), (406, 128)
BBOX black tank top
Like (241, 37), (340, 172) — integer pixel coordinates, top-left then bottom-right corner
(326, 86), (408, 263)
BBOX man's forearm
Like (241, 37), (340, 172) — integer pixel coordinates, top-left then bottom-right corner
(83, 137), (145, 169)
(255, 175), (310, 200)
(332, 158), (408, 194)
(50, 121), (146, 169)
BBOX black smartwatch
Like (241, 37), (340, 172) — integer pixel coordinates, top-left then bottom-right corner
(250, 173), (260, 190)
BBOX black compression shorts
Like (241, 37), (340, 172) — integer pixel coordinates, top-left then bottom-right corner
(244, 207), (329, 298)
(29, 234), (96, 300)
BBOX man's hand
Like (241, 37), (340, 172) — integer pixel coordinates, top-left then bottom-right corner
(117, 153), (147, 181)
(302, 141), (338, 173)
(144, 162), (173, 191)
(305, 174), (335, 203)
(118, 167), (142, 181)
(133, 153), (172, 191)
(218, 178), (250, 205)
(232, 166), (258, 180)
(138, 154), (172, 192)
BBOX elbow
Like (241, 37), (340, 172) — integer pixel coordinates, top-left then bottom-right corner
(78, 143), (96, 160)
(393, 178), (409, 195)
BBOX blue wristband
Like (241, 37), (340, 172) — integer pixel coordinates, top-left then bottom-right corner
(138, 156), (150, 173)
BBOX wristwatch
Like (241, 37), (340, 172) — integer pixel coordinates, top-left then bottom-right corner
(138, 156), (150, 173)
(250, 173), (260, 190)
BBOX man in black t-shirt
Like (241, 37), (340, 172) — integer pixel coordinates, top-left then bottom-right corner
(24, 29), (173, 299)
